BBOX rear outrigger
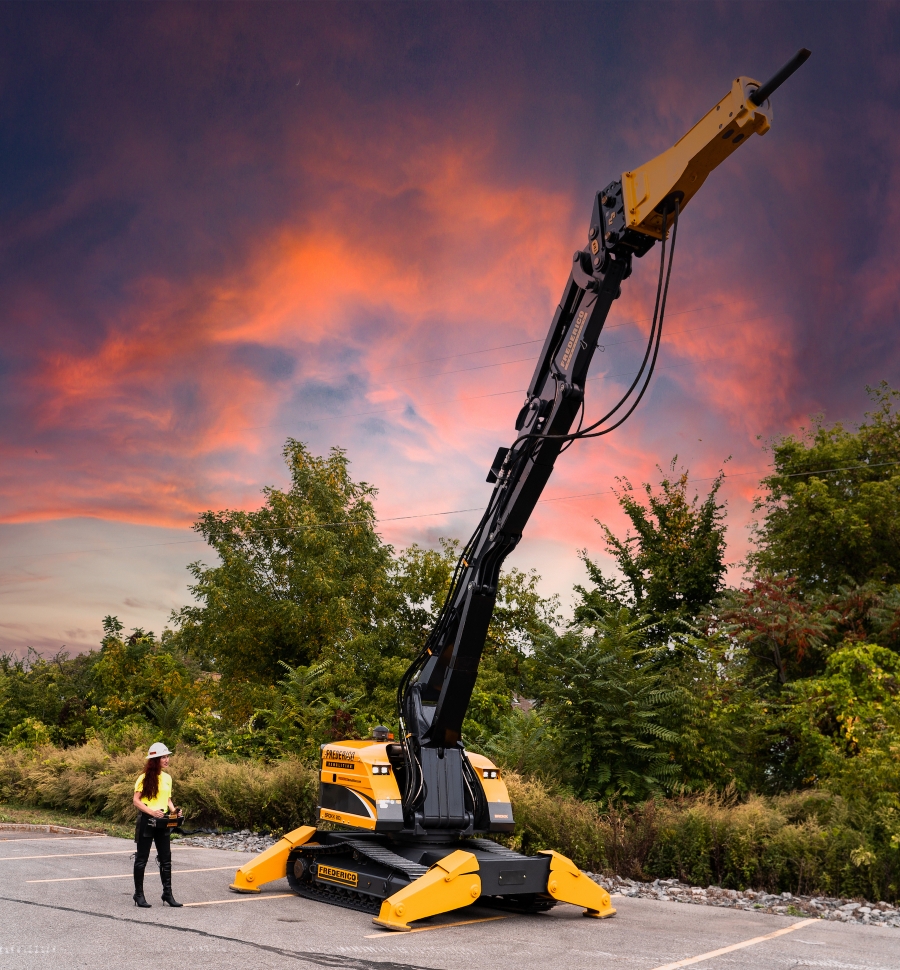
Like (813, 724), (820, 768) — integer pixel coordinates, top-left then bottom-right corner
(230, 49), (810, 932)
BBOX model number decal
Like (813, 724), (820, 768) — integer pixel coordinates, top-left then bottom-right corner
(319, 809), (343, 822)
(316, 864), (358, 888)
(325, 761), (355, 770)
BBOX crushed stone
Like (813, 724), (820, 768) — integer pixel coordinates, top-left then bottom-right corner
(175, 829), (277, 854)
(588, 873), (900, 929)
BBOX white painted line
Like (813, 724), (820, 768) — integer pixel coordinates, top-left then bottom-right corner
(365, 915), (508, 937)
(183, 893), (295, 907)
(647, 918), (819, 970)
(27, 866), (237, 883)
(0, 847), (202, 862)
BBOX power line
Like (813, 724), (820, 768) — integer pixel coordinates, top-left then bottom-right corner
(396, 299), (750, 368)
(230, 300), (763, 433)
(4, 460), (899, 566)
(365, 306), (764, 392)
(262, 324), (770, 431)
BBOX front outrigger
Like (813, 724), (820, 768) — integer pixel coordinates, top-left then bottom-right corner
(229, 50), (809, 932)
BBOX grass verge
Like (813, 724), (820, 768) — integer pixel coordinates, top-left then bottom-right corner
(0, 802), (133, 839)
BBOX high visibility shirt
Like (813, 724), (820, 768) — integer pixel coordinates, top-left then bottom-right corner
(134, 771), (172, 812)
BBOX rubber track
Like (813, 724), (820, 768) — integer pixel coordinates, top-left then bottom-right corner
(466, 838), (533, 861)
(340, 838), (428, 881)
(288, 836), (427, 916)
(291, 875), (382, 915)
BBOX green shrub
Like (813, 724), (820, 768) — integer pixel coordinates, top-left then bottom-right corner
(647, 790), (899, 901)
(0, 742), (318, 832)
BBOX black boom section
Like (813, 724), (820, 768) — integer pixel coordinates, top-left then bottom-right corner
(417, 747), (471, 830)
(413, 232), (635, 749)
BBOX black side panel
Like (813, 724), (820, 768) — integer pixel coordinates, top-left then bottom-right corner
(418, 748), (470, 829)
(319, 782), (374, 819)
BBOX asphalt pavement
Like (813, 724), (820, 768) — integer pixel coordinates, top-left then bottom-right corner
(0, 831), (896, 970)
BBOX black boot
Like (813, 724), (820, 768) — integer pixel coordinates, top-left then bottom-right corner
(133, 863), (151, 908)
(160, 862), (183, 907)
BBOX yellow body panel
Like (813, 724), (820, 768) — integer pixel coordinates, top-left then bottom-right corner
(539, 849), (616, 918)
(316, 742), (512, 831)
(318, 740), (404, 829)
(229, 825), (316, 893)
(464, 751), (511, 803)
(372, 849), (481, 932)
(623, 75), (773, 240)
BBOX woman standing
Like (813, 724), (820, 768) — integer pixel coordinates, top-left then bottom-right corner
(132, 741), (183, 908)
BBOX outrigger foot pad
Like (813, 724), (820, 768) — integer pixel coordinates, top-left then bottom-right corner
(373, 850), (481, 932)
(229, 825), (317, 894)
(538, 850), (616, 918)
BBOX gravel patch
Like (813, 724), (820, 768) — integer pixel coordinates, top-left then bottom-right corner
(588, 873), (900, 929)
(175, 830), (278, 854)
(173, 831), (899, 930)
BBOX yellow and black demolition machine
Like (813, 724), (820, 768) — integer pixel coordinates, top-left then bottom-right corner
(229, 49), (810, 932)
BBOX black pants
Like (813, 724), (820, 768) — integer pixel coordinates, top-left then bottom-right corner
(134, 821), (171, 871)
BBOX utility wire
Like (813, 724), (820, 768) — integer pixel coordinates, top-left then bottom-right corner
(6, 449), (900, 567)
(397, 299), (750, 368)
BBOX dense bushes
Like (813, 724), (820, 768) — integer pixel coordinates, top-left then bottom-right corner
(647, 791), (899, 902)
(1, 741), (896, 901)
(0, 742), (318, 833)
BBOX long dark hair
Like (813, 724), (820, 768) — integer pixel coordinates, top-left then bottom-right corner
(140, 757), (163, 800)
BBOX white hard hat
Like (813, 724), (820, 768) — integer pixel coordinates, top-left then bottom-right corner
(147, 742), (172, 758)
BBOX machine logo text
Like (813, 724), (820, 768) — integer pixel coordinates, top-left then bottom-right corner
(316, 865), (358, 887)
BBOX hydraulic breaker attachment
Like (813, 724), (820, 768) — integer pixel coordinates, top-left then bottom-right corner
(372, 849), (481, 932)
(538, 850), (616, 919)
(229, 825), (317, 893)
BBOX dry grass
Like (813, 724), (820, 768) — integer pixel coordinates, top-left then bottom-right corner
(0, 742), (318, 833)
(501, 775), (897, 901)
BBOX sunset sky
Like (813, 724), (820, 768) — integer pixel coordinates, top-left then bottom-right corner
(2, 2), (899, 655)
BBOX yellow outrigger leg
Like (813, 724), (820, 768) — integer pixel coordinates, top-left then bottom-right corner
(538, 850), (616, 918)
(373, 849), (481, 932)
(371, 847), (615, 932)
(229, 825), (317, 893)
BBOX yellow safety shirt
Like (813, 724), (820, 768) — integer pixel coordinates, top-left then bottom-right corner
(134, 771), (172, 812)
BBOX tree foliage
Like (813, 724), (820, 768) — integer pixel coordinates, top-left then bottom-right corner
(531, 608), (682, 800)
(577, 460), (727, 636)
(170, 440), (396, 685)
(750, 382), (900, 590)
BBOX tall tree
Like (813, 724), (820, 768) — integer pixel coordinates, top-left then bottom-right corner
(531, 608), (682, 800)
(170, 440), (396, 685)
(749, 382), (900, 590)
(576, 460), (728, 636)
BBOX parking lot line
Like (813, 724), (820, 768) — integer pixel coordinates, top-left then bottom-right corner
(364, 915), (508, 937)
(0, 847), (202, 862)
(27, 865), (238, 883)
(183, 893), (295, 907)
(646, 918), (818, 970)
